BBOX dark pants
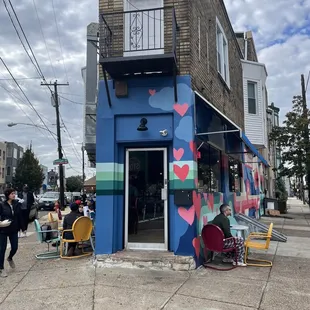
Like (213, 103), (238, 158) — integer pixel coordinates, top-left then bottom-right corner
(21, 209), (30, 231)
(0, 233), (18, 269)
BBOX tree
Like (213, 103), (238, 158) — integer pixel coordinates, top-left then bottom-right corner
(269, 95), (310, 190)
(66, 175), (83, 192)
(13, 148), (44, 192)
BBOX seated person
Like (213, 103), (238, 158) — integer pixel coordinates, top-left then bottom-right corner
(212, 204), (246, 267)
(63, 203), (81, 256)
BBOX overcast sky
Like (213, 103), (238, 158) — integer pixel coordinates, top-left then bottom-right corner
(0, 0), (309, 178)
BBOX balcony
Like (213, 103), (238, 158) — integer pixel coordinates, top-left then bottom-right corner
(99, 7), (178, 79)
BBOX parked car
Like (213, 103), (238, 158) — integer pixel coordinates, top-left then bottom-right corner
(0, 194), (38, 222)
(38, 192), (61, 211)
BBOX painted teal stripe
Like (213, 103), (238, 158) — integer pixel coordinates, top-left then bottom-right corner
(97, 163), (124, 173)
(97, 171), (124, 182)
(169, 179), (196, 190)
(96, 180), (124, 191)
(97, 189), (123, 196)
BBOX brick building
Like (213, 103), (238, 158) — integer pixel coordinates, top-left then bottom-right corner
(93, 0), (269, 264)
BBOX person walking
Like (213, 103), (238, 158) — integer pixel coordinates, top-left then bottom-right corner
(18, 185), (34, 237)
(0, 188), (25, 277)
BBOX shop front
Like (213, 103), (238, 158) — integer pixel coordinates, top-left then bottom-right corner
(95, 75), (269, 265)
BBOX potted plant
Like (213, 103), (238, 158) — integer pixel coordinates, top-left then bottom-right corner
(275, 178), (288, 214)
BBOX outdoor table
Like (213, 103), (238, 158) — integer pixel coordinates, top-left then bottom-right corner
(230, 224), (249, 239)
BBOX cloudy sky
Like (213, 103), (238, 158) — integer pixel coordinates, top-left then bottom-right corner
(0, 0), (309, 178)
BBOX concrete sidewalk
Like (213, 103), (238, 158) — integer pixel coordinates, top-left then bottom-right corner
(0, 197), (309, 309)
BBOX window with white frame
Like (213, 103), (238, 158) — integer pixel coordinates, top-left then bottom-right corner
(216, 18), (229, 85)
(247, 81), (257, 114)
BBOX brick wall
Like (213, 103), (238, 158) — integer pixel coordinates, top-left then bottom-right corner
(188, 0), (244, 129)
(98, 0), (244, 128)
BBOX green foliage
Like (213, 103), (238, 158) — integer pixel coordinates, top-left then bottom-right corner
(269, 95), (309, 179)
(275, 178), (288, 202)
(13, 149), (44, 192)
(66, 175), (83, 192)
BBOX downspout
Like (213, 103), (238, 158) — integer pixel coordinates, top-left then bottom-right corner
(244, 32), (248, 61)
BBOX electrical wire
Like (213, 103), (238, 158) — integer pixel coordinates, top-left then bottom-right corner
(0, 57), (58, 142)
(51, 0), (69, 83)
(32, 0), (56, 79)
(58, 94), (83, 105)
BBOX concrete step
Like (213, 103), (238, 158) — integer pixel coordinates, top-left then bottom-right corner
(95, 250), (196, 271)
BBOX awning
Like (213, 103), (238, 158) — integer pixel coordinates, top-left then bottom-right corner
(194, 91), (270, 167)
(241, 132), (269, 166)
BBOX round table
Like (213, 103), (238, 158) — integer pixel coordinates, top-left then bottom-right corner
(230, 224), (249, 239)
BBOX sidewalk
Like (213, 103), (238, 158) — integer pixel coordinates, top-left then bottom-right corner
(0, 198), (310, 309)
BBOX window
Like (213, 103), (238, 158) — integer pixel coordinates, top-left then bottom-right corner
(247, 82), (257, 114)
(7, 166), (10, 176)
(229, 157), (242, 193)
(3, 151), (5, 161)
(7, 148), (12, 158)
(12, 167), (16, 176)
(1, 168), (4, 178)
(198, 143), (222, 193)
(13, 148), (17, 159)
(216, 18), (229, 85)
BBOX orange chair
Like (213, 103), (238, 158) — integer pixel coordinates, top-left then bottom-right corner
(48, 212), (62, 231)
(244, 223), (273, 267)
(60, 216), (93, 259)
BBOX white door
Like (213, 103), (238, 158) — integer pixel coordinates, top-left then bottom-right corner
(125, 148), (168, 250)
(124, 0), (164, 56)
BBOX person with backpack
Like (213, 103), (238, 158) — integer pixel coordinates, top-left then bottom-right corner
(0, 188), (25, 277)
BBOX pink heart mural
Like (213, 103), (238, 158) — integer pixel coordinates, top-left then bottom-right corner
(194, 178), (199, 187)
(203, 216), (208, 226)
(189, 140), (195, 153)
(178, 206), (195, 225)
(192, 237), (200, 258)
(193, 191), (201, 220)
(173, 148), (184, 161)
(173, 164), (189, 182)
(149, 89), (156, 96)
(203, 193), (208, 203)
(173, 103), (189, 116)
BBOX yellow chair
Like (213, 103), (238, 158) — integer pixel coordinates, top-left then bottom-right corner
(48, 212), (62, 230)
(244, 223), (273, 267)
(60, 216), (93, 259)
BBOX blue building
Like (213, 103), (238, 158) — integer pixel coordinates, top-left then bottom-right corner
(92, 1), (269, 264)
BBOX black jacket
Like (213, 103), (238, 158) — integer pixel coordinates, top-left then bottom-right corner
(0, 200), (25, 234)
(63, 211), (81, 240)
(18, 191), (35, 210)
(212, 213), (232, 239)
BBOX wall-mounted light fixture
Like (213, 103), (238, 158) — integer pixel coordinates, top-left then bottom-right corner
(159, 129), (168, 137)
(137, 118), (148, 131)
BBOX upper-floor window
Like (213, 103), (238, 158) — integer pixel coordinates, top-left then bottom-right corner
(216, 18), (229, 86)
(3, 151), (5, 161)
(7, 166), (10, 176)
(13, 148), (17, 159)
(247, 81), (257, 114)
(7, 148), (12, 158)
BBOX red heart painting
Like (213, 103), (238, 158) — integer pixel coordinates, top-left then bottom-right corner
(208, 194), (214, 212)
(173, 148), (184, 161)
(149, 89), (156, 96)
(203, 216), (208, 226)
(173, 103), (189, 117)
(192, 237), (200, 258)
(192, 190), (201, 220)
(173, 164), (189, 182)
(178, 206), (195, 225)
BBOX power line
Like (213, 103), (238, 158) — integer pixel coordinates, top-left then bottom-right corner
(58, 94), (83, 105)
(0, 77), (41, 81)
(51, 0), (69, 83)
(3, 0), (42, 78)
(0, 57), (57, 142)
(32, 0), (56, 78)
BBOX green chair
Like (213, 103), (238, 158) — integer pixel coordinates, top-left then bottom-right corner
(34, 219), (61, 259)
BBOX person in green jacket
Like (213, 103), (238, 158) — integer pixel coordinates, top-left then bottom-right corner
(212, 204), (246, 267)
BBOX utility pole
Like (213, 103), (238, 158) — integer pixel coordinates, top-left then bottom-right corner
(82, 143), (85, 199)
(41, 80), (69, 210)
(301, 74), (310, 204)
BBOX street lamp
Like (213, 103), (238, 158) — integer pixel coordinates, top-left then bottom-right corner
(7, 122), (58, 137)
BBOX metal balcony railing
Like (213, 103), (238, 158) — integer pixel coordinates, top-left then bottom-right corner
(100, 7), (178, 59)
